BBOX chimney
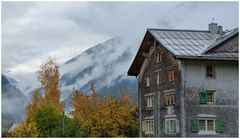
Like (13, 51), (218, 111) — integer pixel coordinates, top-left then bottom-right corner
(218, 25), (223, 34)
(208, 22), (218, 34)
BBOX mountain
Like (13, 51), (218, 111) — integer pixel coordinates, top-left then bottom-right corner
(60, 37), (138, 111)
(2, 74), (27, 132)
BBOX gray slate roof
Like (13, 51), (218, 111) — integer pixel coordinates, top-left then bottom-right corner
(148, 28), (238, 60)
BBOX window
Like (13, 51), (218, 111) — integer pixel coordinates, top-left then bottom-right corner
(168, 69), (175, 81)
(192, 118), (224, 133)
(146, 95), (153, 108)
(155, 72), (159, 85)
(164, 93), (175, 106)
(155, 71), (163, 85)
(199, 119), (215, 131)
(206, 65), (215, 78)
(199, 91), (215, 104)
(199, 120), (206, 130)
(207, 91), (214, 104)
(165, 119), (177, 134)
(145, 76), (150, 87)
(144, 120), (154, 134)
(156, 51), (162, 63)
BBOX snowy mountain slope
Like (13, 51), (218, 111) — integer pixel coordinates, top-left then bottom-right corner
(59, 37), (139, 111)
(2, 74), (27, 131)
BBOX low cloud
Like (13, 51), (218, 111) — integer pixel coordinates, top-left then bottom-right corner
(2, 2), (238, 95)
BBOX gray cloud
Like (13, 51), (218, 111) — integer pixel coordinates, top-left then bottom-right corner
(2, 2), (238, 94)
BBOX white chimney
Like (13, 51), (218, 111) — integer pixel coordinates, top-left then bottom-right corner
(218, 25), (223, 34)
(209, 23), (218, 34)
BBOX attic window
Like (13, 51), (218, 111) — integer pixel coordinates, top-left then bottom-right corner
(156, 51), (162, 63)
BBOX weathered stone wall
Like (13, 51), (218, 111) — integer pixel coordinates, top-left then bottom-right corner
(182, 60), (238, 137)
(139, 39), (182, 137)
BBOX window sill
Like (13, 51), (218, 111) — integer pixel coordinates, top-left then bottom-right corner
(165, 132), (177, 135)
(205, 77), (216, 79)
(144, 131), (154, 135)
(197, 130), (217, 135)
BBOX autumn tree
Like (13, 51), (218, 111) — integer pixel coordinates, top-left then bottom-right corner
(71, 84), (139, 137)
(37, 57), (63, 113)
(7, 122), (40, 137)
(25, 89), (44, 120)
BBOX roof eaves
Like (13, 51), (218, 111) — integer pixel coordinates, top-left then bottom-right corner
(176, 55), (238, 61)
(147, 28), (209, 32)
(202, 28), (239, 54)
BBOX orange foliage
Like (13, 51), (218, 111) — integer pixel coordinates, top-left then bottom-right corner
(71, 85), (137, 137)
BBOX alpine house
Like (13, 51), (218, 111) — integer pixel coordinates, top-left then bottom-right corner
(128, 23), (238, 137)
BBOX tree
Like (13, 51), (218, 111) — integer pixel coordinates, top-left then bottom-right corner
(37, 57), (63, 113)
(7, 122), (40, 137)
(71, 85), (139, 137)
(25, 89), (44, 121)
(32, 104), (61, 137)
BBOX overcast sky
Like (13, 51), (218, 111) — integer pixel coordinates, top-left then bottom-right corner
(2, 1), (239, 79)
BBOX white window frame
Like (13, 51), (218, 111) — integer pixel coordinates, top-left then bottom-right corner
(143, 118), (154, 135)
(144, 93), (153, 108)
(206, 90), (215, 104)
(164, 118), (178, 134)
(145, 76), (150, 87)
(198, 118), (217, 135)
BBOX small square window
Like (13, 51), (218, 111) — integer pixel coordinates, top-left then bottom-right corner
(206, 65), (215, 78)
(207, 91), (214, 104)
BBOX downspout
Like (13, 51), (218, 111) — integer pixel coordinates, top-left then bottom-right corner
(138, 75), (142, 137)
(180, 60), (186, 137)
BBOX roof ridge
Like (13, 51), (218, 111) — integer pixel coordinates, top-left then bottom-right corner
(147, 28), (209, 32)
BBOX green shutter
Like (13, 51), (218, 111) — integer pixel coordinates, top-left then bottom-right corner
(142, 121), (145, 131)
(199, 91), (207, 104)
(192, 118), (199, 132)
(165, 119), (170, 133)
(216, 119), (224, 133)
(173, 119), (177, 133)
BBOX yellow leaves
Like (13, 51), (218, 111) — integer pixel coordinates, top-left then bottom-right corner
(7, 121), (41, 137)
(71, 85), (138, 137)
(26, 57), (63, 121)
(37, 57), (63, 113)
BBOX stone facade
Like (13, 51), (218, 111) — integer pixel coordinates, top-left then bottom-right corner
(128, 28), (239, 137)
